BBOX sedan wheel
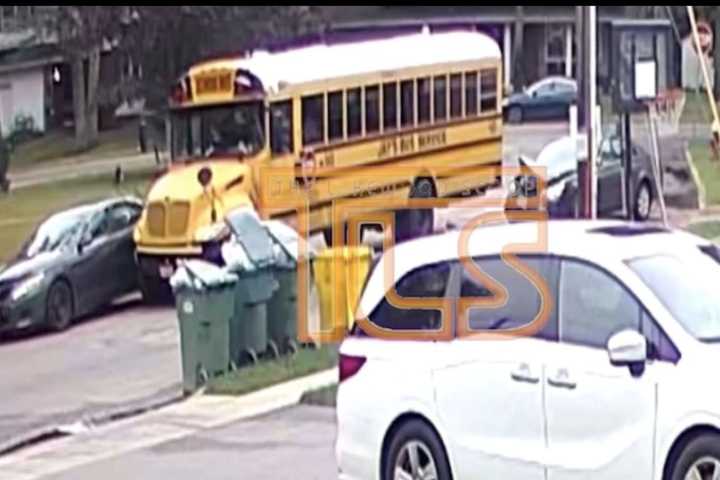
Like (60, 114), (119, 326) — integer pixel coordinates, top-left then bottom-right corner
(508, 106), (523, 124)
(634, 181), (652, 221)
(46, 281), (73, 332)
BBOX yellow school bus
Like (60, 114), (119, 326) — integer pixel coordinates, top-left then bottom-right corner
(134, 30), (503, 301)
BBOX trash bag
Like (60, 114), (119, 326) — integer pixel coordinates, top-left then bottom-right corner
(170, 259), (237, 292)
(221, 236), (256, 272)
(262, 220), (316, 269)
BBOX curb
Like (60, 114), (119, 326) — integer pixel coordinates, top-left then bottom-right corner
(0, 388), (183, 457)
(685, 147), (706, 211)
(0, 369), (337, 479)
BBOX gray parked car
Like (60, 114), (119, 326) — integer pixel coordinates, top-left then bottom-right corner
(503, 76), (577, 123)
(506, 133), (658, 221)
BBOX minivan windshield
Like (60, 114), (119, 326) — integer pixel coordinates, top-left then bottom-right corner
(629, 249), (720, 342)
(171, 101), (265, 160)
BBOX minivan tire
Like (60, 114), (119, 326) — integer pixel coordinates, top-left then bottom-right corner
(668, 433), (720, 480)
(383, 419), (453, 480)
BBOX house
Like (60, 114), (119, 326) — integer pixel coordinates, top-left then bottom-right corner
(321, 6), (680, 95)
(0, 6), (141, 138)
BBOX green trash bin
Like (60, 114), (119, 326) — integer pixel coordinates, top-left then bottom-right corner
(224, 208), (277, 365)
(171, 261), (237, 395)
(264, 220), (303, 355)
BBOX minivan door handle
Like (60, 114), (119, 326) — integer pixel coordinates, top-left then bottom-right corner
(547, 368), (577, 389)
(510, 363), (539, 384)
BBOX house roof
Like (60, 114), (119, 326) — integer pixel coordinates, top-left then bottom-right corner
(0, 43), (61, 74)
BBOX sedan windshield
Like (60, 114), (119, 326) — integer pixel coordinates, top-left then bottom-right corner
(172, 101), (265, 160)
(628, 249), (720, 342)
(19, 210), (90, 258)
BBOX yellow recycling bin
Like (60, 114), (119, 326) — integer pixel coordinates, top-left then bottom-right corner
(312, 246), (372, 338)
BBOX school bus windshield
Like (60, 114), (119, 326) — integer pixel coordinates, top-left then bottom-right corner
(171, 101), (265, 160)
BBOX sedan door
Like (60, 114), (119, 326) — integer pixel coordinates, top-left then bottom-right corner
(432, 255), (559, 479)
(596, 137), (624, 215)
(104, 202), (142, 294)
(69, 210), (114, 314)
(544, 259), (674, 480)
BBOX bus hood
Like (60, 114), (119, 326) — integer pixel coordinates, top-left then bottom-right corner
(147, 161), (252, 204)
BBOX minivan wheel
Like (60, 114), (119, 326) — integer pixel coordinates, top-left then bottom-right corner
(634, 180), (653, 221)
(668, 434), (720, 480)
(384, 419), (452, 480)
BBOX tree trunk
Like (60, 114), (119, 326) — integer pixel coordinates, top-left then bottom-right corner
(71, 55), (88, 150)
(714, 15), (720, 99)
(512, 6), (525, 90)
(85, 46), (100, 146)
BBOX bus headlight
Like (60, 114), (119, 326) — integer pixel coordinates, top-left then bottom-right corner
(194, 222), (229, 243)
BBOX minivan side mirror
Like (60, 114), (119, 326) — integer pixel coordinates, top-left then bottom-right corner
(607, 329), (647, 376)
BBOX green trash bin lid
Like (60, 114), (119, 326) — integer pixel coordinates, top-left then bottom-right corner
(224, 207), (275, 270)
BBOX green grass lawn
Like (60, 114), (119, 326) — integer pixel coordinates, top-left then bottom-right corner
(687, 220), (720, 240)
(207, 345), (338, 396)
(689, 141), (720, 206)
(9, 124), (139, 172)
(0, 168), (155, 263)
(681, 90), (713, 126)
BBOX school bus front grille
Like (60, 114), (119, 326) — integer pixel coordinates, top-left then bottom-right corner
(168, 201), (190, 236)
(147, 202), (166, 237)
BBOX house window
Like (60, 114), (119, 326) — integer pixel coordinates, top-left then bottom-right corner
(545, 24), (576, 77)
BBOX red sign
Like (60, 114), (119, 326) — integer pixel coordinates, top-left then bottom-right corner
(694, 21), (713, 55)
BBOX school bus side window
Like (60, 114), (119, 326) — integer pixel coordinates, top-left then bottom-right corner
(270, 101), (293, 155)
(450, 73), (462, 118)
(400, 80), (414, 127)
(417, 77), (430, 124)
(365, 85), (380, 134)
(480, 68), (498, 113)
(346, 88), (362, 137)
(383, 82), (398, 132)
(328, 90), (343, 142)
(302, 94), (324, 146)
(465, 72), (478, 116)
(433, 75), (447, 122)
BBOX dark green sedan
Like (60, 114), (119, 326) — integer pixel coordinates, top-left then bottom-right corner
(0, 197), (143, 334)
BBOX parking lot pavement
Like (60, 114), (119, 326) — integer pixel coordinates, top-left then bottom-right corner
(40, 405), (337, 480)
(0, 297), (181, 452)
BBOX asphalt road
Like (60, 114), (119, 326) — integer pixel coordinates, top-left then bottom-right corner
(0, 121), (570, 454)
(43, 405), (338, 480)
(0, 296), (180, 452)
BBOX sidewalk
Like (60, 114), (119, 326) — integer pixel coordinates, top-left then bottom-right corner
(7, 152), (159, 190)
(0, 369), (336, 480)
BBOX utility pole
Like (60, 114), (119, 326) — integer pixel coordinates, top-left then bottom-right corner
(578, 6), (597, 218)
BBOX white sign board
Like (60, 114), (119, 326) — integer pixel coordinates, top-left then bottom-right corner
(634, 59), (657, 100)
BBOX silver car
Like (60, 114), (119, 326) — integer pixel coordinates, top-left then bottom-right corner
(506, 133), (657, 221)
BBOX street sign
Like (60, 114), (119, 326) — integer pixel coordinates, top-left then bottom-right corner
(694, 21), (713, 55)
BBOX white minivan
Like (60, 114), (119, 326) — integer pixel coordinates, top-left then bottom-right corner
(336, 220), (720, 480)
